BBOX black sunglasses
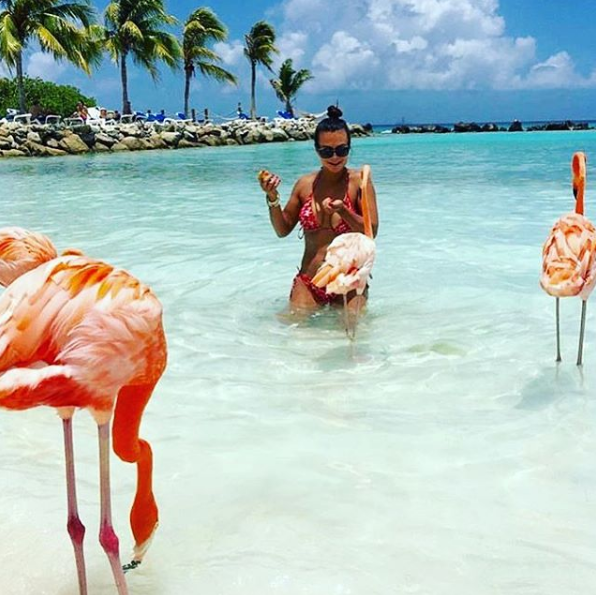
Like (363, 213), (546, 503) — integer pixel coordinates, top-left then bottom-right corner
(316, 144), (350, 159)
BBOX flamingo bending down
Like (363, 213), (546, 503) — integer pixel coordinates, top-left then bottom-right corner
(0, 227), (167, 595)
(540, 152), (596, 365)
(312, 164), (377, 338)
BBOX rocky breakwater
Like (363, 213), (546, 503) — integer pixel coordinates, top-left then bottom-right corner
(391, 119), (593, 134)
(0, 118), (371, 159)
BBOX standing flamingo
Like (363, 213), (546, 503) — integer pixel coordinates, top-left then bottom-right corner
(312, 164), (377, 338)
(540, 152), (596, 365)
(0, 227), (167, 595)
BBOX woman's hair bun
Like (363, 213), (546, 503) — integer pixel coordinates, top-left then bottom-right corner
(326, 105), (343, 120)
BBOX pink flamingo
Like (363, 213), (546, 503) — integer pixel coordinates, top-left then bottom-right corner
(540, 152), (596, 364)
(0, 227), (167, 594)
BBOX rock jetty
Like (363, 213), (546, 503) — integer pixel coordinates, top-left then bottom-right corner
(0, 118), (371, 159)
(391, 119), (592, 134)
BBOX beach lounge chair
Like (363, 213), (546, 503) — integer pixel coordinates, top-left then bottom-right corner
(45, 115), (61, 126)
(13, 113), (32, 125)
(1, 108), (18, 123)
(176, 112), (193, 124)
(64, 116), (85, 128)
(163, 112), (193, 129)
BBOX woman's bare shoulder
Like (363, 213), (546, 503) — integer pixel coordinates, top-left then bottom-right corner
(293, 171), (319, 194)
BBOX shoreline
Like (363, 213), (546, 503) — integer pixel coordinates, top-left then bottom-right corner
(0, 118), (371, 159)
(2, 117), (593, 159)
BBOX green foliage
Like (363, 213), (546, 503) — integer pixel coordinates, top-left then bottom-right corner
(0, 76), (96, 118)
(244, 21), (277, 69)
(270, 59), (313, 116)
(182, 7), (236, 116)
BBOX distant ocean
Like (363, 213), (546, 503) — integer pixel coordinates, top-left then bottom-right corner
(1, 130), (596, 594)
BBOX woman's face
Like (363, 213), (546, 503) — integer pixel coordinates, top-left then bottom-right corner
(316, 130), (350, 173)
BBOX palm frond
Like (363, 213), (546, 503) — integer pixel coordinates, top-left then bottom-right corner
(196, 62), (236, 85)
(0, 13), (22, 65)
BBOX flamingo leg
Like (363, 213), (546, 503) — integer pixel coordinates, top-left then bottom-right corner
(97, 422), (129, 595)
(577, 300), (587, 366)
(342, 294), (356, 341)
(556, 298), (562, 362)
(342, 293), (365, 341)
(63, 417), (88, 595)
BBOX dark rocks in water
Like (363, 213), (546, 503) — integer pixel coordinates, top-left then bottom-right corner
(527, 120), (592, 132)
(362, 122), (373, 132)
(388, 118), (590, 135)
(425, 124), (450, 133)
(545, 121), (573, 131)
(391, 123), (450, 134)
(454, 121), (481, 133)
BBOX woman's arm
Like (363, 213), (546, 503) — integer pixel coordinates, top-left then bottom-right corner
(259, 172), (303, 238)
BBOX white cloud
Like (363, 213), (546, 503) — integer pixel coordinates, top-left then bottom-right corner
(312, 31), (378, 90)
(0, 61), (10, 78)
(274, 0), (596, 91)
(275, 31), (309, 67)
(26, 52), (67, 80)
(523, 52), (582, 89)
(213, 41), (245, 66)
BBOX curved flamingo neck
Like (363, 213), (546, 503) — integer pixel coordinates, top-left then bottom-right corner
(575, 182), (585, 215)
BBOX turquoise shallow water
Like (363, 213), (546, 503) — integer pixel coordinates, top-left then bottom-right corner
(1, 131), (596, 594)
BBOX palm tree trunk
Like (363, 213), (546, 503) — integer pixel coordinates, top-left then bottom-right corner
(121, 52), (130, 114)
(15, 51), (26, 114)
(286, 98), (293, 118)
(184, 68), (191, 119)
(250, 61), (256, 120)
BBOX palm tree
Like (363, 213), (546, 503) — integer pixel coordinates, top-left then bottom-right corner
(0, 0), (99, 113)
(270, 59), (313, 118)
(104, 0), (181, 114)
(244, 21), (277, 119)
(183, 7), (236, 119)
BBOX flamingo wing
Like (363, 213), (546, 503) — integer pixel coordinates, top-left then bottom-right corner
(0, 227), (57, 287)
(541, 213), (596, 298)
(313, 232), (376, 295)
(0, 255), (165, 414)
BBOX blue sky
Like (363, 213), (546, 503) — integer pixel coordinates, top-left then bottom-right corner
(2, 0), (596, 124)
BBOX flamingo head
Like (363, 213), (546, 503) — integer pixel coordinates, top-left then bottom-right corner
(572, 151), (587, 215)
(0, 227), (58, 287)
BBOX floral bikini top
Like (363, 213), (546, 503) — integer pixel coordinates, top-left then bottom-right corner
(299, 172), (356, 235)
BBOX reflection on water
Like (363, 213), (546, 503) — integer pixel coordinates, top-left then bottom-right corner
(1, 133), (596, 594)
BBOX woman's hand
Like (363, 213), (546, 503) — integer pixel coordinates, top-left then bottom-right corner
(258, 170), (281, 199)
(322, 197), (345, 214)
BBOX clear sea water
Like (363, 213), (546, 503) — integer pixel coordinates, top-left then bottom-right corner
(1, 130), (596, 594)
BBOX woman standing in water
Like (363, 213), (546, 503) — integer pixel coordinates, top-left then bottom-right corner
(258, 106), (379, 310)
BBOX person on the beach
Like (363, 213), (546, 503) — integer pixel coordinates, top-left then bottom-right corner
(73, 101), (88, 121)
(258, 105), (379, 310)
